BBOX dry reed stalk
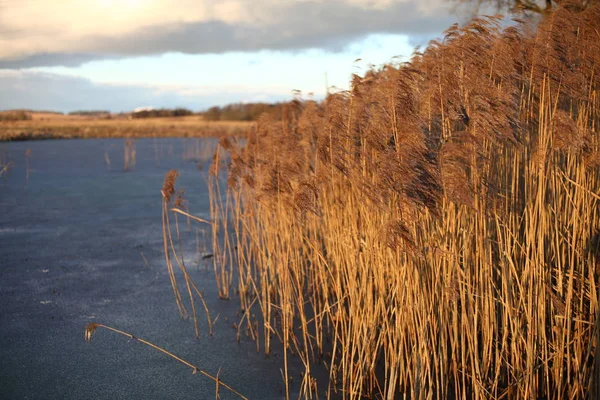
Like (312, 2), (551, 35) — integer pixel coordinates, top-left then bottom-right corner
(0, 161), (13, 177)
(140, 251), (151, 269)
(161, 170), (215, 337)
(123, 138), (136, 171)
(104, 148), (111, 170)
(84, 323), (247, 399)
(25, 148), (31, 184)
(207, 147), (235, 300)
(161, 170), (188, 320)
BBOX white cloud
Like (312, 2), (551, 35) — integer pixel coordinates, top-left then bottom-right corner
(0, 0), (452, 66)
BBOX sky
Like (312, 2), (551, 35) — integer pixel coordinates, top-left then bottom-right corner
(0, 0), (468, 113)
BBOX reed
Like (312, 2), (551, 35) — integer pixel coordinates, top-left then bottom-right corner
(0, 161), (13, 177)
(123, 138), (136, 171)
(25, 148), (31, 184)
(0, 145), (12, 178)
(84, 323), (247, 399)
(161, 170), (215, 338)
(207, 3), (599, 399)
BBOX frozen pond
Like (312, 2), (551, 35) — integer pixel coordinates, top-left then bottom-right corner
(0, 138), (310, 399)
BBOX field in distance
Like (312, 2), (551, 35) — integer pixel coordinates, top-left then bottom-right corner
(0, 111), (253, 141)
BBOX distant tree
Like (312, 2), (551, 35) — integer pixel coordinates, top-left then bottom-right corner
(131, 108), (193, 119)
(0, 111), (32, 121)
(201, 103), (284, 122)
(203, 106), (222, 121)
(172, 108), (193, 117)
(69, 110), (110, 117)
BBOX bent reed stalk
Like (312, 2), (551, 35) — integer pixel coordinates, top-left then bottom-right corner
(84, 323), (248, 400)
(208, 4), (600, 399)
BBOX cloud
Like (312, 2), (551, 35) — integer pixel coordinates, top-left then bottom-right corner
(0, 53), (108, 69)
(0, 70), (293, 112)
(0, 0), (453, 67)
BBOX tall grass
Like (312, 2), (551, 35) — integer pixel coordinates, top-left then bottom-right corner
(208, 4), (599, 399)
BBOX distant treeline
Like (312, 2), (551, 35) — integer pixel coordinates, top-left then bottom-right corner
(131, 108), (194, 119)
(202, 103), (284, 121)
(0, 103), (286, 122)
(0, 111), (32, 121)
(130, 103), (285, 121)
(9, 109), (63, 115)
(69, 110), (110, 117)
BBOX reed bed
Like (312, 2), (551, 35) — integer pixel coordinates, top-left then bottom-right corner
(207, 4), (599, 399)
(0, 116), (253, 141)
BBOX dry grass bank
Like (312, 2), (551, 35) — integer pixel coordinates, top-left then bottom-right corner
(0, 113), (254, 140)
(203, 4), (599, 399)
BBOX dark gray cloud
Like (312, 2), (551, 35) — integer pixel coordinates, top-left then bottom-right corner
(0, 53), (108, 69)
(104, 1), (454, 55)
(0, 1), (455, 68)
(0, 72), (291, 112)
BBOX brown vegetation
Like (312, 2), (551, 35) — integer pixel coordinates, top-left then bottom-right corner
(0, 113), (253, 141)
(206, 4), (600, 399)
(0, 110), (32, 122)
